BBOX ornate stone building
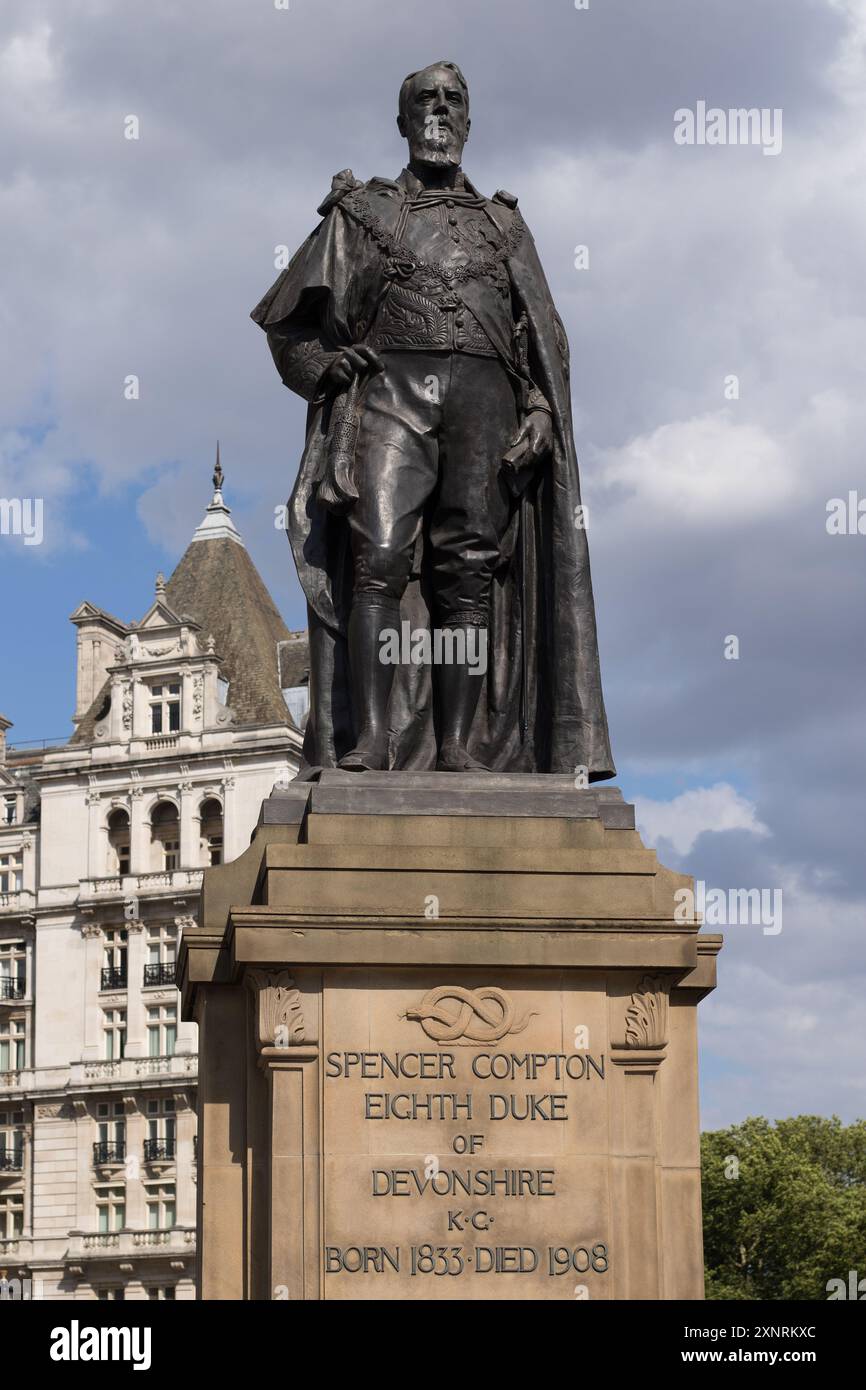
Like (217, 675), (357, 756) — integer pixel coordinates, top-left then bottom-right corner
(0, 469), (306, 1299)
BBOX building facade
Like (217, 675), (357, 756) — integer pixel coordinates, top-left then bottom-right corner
(0, 471), (306, 1299)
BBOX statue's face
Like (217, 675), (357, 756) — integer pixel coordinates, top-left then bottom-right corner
(398, 64), (470, 169)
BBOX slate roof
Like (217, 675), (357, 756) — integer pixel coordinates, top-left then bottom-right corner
(165, 526), (299, 727)
(69, 682), (112, 746)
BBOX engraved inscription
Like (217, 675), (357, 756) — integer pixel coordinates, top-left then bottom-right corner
(322, 975), (612, 1299)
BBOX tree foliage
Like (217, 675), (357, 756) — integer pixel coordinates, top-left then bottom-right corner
(702, 1116), (866, 1299)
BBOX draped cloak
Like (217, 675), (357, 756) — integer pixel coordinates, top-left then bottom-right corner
(251, 170), (615, 780)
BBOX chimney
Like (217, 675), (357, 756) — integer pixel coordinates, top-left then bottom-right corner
(69, 607), (129, 725)
(0, 714), (11, 766)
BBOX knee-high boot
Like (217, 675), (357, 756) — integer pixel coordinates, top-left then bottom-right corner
(435, 625), (490, 773)
(339, 600), (398, 772)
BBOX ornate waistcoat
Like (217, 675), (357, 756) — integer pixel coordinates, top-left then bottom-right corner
(340, 174), (521, 358)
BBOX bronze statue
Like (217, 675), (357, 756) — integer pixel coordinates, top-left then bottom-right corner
(253, 61), (614, 779)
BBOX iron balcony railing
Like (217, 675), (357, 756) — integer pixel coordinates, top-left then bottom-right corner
(0, 977), (25, 1000)
(0, 1148), (24, 1171)
(100, 966), (127, 991)
(143, 962), (176, 987)
(93, 1141), (126, 1165)
(143, 1138), (175, 1162)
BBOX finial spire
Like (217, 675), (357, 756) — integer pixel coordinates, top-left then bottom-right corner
(213, 441), (224, 495)
(190, 444), (244, 547)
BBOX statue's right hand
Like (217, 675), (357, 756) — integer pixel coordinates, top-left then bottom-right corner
(322, 344), (384, 393)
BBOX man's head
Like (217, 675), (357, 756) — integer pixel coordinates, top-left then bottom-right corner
(397, 61), (470, 170)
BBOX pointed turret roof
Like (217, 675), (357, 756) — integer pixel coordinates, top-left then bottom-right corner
(69, 453), (308, 741)
(165, 458), (296, 725)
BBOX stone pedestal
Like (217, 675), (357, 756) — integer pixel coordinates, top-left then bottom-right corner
(179, 773), (720, 1301)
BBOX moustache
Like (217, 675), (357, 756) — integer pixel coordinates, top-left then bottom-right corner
(420, 126), (460, 143)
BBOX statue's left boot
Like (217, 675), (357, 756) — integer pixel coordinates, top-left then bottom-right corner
(435, 627), (490, 773)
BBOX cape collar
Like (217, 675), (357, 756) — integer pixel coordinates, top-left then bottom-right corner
(396, 166), (486, 207)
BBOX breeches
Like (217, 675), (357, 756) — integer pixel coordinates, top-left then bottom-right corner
(348, 351), (518, 625)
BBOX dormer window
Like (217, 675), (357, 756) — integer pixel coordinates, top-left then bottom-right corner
(2, 797), (15, 826)
(149, 682), (181, 735)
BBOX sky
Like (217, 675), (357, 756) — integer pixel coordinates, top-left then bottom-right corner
(0, 0), (864, 1129)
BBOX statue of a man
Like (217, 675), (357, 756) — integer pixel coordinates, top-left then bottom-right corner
(252, 60), (615, 780)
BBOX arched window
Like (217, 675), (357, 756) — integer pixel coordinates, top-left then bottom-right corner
(150, 802), (179, 873)
(199, 798), (223, 866)
(107, 809), (130, 877)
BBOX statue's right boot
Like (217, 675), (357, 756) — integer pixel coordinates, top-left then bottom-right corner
(338, 600), (397, 772)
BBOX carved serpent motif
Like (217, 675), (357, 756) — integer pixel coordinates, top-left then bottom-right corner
(402, 985), (537, 1044)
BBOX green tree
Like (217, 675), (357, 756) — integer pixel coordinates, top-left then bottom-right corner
(702, 1116), (866, 1299)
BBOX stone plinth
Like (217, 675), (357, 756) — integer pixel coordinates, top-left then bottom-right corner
(179, 773), (721, 1301)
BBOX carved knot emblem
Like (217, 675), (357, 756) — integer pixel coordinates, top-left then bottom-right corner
(402, 986), (536, 1045)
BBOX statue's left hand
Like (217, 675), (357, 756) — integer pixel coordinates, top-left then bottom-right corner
(503, 409), (553, 472)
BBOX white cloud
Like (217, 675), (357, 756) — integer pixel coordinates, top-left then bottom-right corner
(595, 412), (796, 523)
(0, 22), (55, 91)
(827, 0), (866, 106)
(635, 782), (770, 855)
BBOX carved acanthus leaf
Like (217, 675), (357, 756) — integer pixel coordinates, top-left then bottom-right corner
(624, 975), (669, 1048)
(246, 969), (306, 1049)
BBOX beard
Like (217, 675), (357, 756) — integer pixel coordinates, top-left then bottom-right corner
(409, 124), (465, 168)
